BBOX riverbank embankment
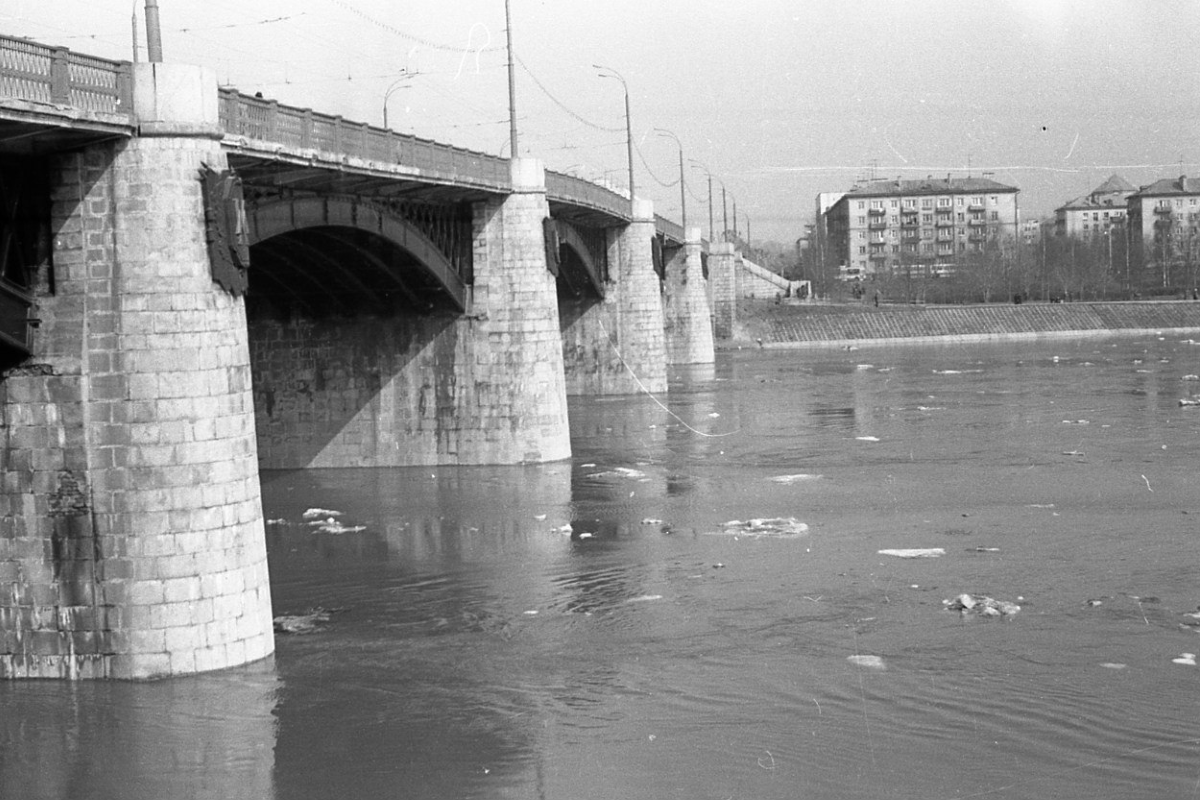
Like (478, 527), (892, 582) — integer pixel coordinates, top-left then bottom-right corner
(729, 299), (1200, 349)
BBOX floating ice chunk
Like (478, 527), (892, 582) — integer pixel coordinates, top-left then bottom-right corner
(1183, 375), (1200, 381)
(879, 548), (944, 558)
(708, 412), (721, 418)
(1179, 398), (1200, 407)
(625, 594), (663, 604)
(712, 517), (810, 538)
(534, 514), (547, 521)
(856, 436), (880, 442)
(302, 508), (341, 519)
(587, 467), (647, 479)
(934, 369), (962, 374)
(523, 609), (539, 616)
(1100, 662), (1127, 670)
(1172, 653), (1197, 666)
(274, 607), (334, 635)
(265, 518), (288, 526)
(944, 594), (1021, 618)
(768, 474), (822, 484)
(847, 654), (885, 670)
(641, 518), (663, 525)
(313, 520), (366, 534)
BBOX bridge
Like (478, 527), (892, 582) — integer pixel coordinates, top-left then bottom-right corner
(0, 35), (754, 678)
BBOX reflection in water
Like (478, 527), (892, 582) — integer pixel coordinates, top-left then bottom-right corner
(7, 335), (1200, 800)
(0, 664), (278, 800)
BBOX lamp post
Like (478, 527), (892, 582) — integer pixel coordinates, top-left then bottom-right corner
(689, 160), (719, 244)
(594, 64), (635, 215)
(382, 73), (413, 129)
(504, 0), (518, 159)
(654, 128), (686, 234)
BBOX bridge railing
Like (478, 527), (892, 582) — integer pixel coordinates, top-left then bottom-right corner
(218, 89), (511, 191)
(0, 34), (132, 115)
(544, 171), (630, 221)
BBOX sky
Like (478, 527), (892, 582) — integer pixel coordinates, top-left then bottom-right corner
(6, 0), (1200, 245)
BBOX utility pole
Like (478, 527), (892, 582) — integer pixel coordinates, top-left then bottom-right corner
(504, 0), (518, 159)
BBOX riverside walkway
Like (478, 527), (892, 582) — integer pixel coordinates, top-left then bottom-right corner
(734, 300), (1200, 348)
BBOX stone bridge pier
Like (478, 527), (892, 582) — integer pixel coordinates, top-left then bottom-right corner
(663, 227), (716, 364)
(0, 63), (274, 678)
(559, 198), (667, 396)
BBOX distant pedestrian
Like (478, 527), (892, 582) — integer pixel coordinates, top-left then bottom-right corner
(873, 290), (879, 308)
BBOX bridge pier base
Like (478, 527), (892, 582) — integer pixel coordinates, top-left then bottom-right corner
(0, 63), (274, 678)
(561, 198), (667, 395)
(662, 227), (715, 364)
(708, 242), (739, 341)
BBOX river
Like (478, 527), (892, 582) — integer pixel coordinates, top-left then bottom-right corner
(3, 334), (1199, 799)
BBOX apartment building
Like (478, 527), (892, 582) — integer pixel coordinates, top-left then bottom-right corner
(1054, 174), (1134, 237)
(824, 177), (1019, 278)
(1126, 175), (1200, 283)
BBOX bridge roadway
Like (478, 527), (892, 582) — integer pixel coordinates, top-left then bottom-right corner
(0, 36), (751, 678)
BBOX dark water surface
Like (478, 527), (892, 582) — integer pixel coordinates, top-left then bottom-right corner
(4, 334), (1200, 799)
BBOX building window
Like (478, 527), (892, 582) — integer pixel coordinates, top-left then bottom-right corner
(890, 200), (899, 208)
(870, 200), (883, 209)
(937, 197), (952, 207)
(903, 198), (916, 208)
(991, 211), (999, 220)
(922, 213), (933, 223)
(859, 246), (866, 255)
(858, 216), (866, 225)
(989, 195), (998, 203)
(858, 201), (865, 209)
(921, 199), (933, 209)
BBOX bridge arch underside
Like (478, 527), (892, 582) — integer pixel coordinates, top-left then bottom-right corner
(245, 220), (472, 469)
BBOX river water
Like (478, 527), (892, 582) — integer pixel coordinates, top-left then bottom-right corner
(3, 334), (1200, 799)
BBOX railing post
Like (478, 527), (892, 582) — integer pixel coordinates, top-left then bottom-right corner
(115, 61), (134, 115)
(50, 46), (71, 104)
(301, 109), (313, 150)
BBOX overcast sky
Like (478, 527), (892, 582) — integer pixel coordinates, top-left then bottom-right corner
(6, 1), (1200, 243)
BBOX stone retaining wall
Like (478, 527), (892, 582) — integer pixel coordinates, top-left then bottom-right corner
(736, 301), (1200, 347)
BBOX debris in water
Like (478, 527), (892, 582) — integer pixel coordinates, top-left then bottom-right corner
(878, 548), (944, 558)
(1062, 450), (1085, 456)
(1179, 398), (1200, 407)
(302, 508), (341, 519)
(1171, 653), (1197, 666)
(847, 654), (885, 670)
(641, 518), (663, 525)
(944, 594), (1021, 618)
(711, 518), (810, 538)
(311, 519), (367, 534)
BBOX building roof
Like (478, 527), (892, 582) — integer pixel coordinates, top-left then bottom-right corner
(1092, 174), (1135, 194)
(838, 176), (1018, 201)
(1129, 175), (1200, 198)
(1055, 174), (1136, 213)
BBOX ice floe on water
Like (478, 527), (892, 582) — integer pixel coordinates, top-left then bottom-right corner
(878, 548), (944, 558)
(1172, 653), (1196, 666)
(708, 517), (810, 538)
(856, 435), (880, 442)
(273, 607), (342, 635)
(302, 507), (366, 534)
(767, 473), (822, 484)
(586, 466), (648, 480)
(847, 654), (885, 670)
(944, 593), (1021, 619)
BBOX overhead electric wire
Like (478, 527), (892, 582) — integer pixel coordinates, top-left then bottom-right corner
(325, 0), (505, 53)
